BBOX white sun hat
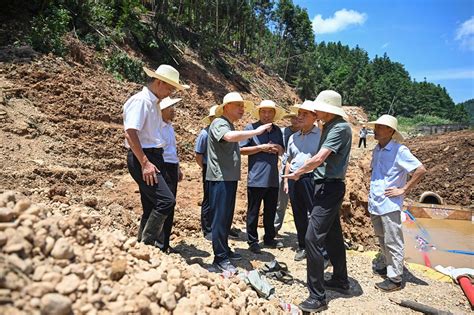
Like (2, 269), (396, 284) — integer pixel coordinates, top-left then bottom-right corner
(215, 92), (254, 117)
(201, 105), (219, 125)
(251, 100), (286, 122)
(293, 100), (316, 113)
(289, 102), (302, 114)
(368, 114), (404, 142)
(143, 64), (190, 90)
(159, 97), (182, 110)
(313, 90), (348, 119)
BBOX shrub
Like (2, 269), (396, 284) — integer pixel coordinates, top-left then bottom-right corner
(104, 51), (145, 83)
(28, 6), (71, 55)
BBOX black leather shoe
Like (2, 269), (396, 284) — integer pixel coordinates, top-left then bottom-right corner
(229, 227), (240, 239)
(228, 250), (242, 261)
(299, 297), (328, 313)
(373, 267), (387, 278)
(375, 278), (402, 292)
(264, 239), (284, 249)
(249, 243), (262, 254)
(324, 278), (350, 295)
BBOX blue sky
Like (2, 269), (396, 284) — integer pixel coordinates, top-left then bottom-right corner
(294, 0), (474, 103)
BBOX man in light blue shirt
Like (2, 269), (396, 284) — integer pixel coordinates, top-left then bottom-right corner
(283, 101), (321, 261)
(368, 115), (426, 292)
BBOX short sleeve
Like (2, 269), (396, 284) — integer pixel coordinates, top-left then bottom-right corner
(275, 126), (284, 147)
(239, 124), (253, 148)
(211, 119), (232, 142)
(321, 124), (345, 153)
(123, 98), (148, 131)
(195, 130), (207, 154)
(397, 146), (422, 173)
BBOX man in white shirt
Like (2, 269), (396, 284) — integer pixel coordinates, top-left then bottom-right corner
(123, 64), (188, 248)
(158, 97), (183, 253)
(368, 115), (426, 292)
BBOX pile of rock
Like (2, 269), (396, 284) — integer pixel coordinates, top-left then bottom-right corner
(0, 191), (284, 314)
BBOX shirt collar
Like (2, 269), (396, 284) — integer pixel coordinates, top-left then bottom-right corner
(377, 139), (395, 151)
(297, 125), (319, 136)
(143, 86), (158, 104)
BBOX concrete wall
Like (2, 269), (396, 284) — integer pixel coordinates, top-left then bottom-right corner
(416, 124), (468, 135)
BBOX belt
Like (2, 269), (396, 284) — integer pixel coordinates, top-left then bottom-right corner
(314, 178), (343, 184)
(142, 147), (164, 154)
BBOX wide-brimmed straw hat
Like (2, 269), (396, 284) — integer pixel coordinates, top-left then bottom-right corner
(282, 111), (298, 119)
(201, 105), (219, 125)
(368, 114), (404, 142)
(313, 90), (348, 119)
(159, 97), (181, 110)
(143, 65), (190, 90)
(293, 100), (317, 114)
(251, 100), (286, 122)
(215, 92), (254, 117)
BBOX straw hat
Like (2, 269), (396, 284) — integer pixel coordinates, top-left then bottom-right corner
(313, 90), (348, 119)
(293, 100), (317, 113)
(159, 97), (181, 110)
(143, 65), (190, 90)
(251, 100), (285, 122)
(289, 102), (302, 114)
(215, 92), (254, 117)
(368, 114), (404, 142)
(282, 111), (298, 119)
(201, 105), (219, 125)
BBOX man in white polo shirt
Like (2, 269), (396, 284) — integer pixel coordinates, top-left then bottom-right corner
(368, 114), (426, 292)
(123, 64), (188, 248)
(158, 97), (183, 253)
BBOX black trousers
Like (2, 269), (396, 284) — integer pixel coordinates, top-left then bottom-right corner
(127, 149), (175, 243)
(358, 137), (366, 148)
(160, 162), (179, 250)
(306, 181), (348, 301)
(288, 175), (314, 249)
(201, 164), (212, 236)
(246, 186), (278, 245)
(209, 181), (237, 263)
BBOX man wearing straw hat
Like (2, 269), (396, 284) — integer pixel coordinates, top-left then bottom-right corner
(284, 90), (351, 313)
(123, 64), (188, 249)
(240, 100), (285, 253)
(207, 92), (273, 273)
(157, 97), (183, 253)
(283, 100), (321, 261)
(274, 107), (300, 234)
(195, 105), (218, 240)
(368, 114), (426, 292)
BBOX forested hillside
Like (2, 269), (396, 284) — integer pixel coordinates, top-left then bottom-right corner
(0, 0), (468, 122)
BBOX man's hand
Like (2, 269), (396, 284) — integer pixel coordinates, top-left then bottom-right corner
(259, 143), (279, 154)
(282, 172), (300, 181)
(142, 161), (159, 186)
(255, 123), (273, 135)
(283, 180), (289, 194)
(384, 187), (405, 197)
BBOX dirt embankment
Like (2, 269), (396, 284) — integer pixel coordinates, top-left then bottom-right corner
(405, 130), (473, 207)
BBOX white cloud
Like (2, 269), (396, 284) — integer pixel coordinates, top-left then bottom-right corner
(381, 42), (390, 49)
(414, 68), (474, 81)
(455, 16), (474, 51)
(312, 9), (367, 35)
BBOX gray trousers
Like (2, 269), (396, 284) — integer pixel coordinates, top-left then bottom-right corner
(371, 211), (404, 283)
(274, 172), (289, 232)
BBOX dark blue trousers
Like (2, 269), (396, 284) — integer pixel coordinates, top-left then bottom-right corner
(209, 181), (237, 263)
(246, 186), (278, 245)
(200, 164), (212, 236)
(160, 162), (179, 250)
(306, 181), (348, 301)
(288, 175), (314, 249)
(127, 149), (175, 243)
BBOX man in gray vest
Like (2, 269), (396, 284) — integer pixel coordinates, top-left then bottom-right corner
(284, 90), (352, 313)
